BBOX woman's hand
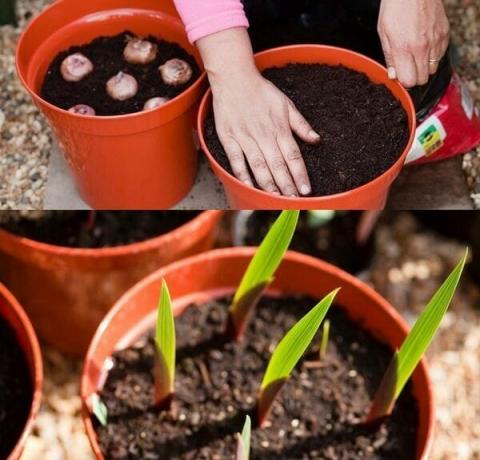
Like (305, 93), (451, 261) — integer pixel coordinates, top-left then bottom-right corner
(197, 28), (320, 196)
(378, 0), (450, 88)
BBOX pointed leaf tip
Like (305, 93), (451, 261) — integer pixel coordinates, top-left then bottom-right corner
(368, 249), (467, 421)
(91, 393), (108, 427)
(229, 210), (300, 339)
(154, 279), (176, 406)
(236, 415), (251, 460)
(258, 288), (339, 424)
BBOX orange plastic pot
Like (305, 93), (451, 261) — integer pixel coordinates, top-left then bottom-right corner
(81, 248), (433, 459)
(0, 283), (43, 460)
(0, 211), (222, 356)
(16, 0), (207, 209)
(198, 45), (417, 210)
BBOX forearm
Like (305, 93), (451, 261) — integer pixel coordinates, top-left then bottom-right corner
(196, 28), (258, 85)
(173, 0), (249, 43)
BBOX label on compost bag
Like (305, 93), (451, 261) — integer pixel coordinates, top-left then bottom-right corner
(406, 115), (447, 163)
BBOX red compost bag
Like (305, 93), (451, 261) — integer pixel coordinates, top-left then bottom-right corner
(406, 74), (480, 165)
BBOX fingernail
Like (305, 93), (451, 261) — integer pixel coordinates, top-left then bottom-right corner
(244, 180), (253, 187)
(300, 184), (311, 195)
(309, 130), (320, 140)
(388, 67), (397, 80)
(290, 194), (298, 198)
(271, 190), (280, 195)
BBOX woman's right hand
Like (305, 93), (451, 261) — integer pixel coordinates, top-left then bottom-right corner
(197, 28), (320, 196)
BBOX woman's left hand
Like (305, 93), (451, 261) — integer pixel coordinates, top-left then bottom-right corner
(378, 0), (450, 88)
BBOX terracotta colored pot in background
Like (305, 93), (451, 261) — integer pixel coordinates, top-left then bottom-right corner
(81, 247), (434, 460)
(0, 283), (43, 460)
(0, 211), (222, 356)
(16, 0), (206, 209)
(198, 45), (417, 210)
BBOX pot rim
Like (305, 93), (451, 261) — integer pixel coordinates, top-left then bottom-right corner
(0, 283), (43, 460)
(81, 247), (434, 460)
(197, 44), (417, 204)
(0, 211), (222, 259)
(15, 0), (207, 122)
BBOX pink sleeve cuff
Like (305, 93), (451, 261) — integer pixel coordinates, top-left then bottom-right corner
(174, 0), (249, 43)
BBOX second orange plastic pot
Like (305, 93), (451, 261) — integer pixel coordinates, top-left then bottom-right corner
(81, 248), (433, 459)
(16, 0), (207, 209)
(0, 211), (222, 356)
(198, 45), (417, 209)
(0, 284), (43, 460)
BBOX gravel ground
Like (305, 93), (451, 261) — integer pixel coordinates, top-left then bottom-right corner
(18, 211), (480, 459)
(0, 0), (51, 210)
(0, 0), (479, 209)
(444, 0), (480, 208)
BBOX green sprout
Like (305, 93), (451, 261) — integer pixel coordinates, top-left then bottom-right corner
(91, 393), (108, 427)
(319, 319), (330, 360)
(235, 415), (251, 460)
(257, 289), (340, 426)
(367, 249), (468, 422)
(228, 210), (300, 341)
(154, 279), (176, 409)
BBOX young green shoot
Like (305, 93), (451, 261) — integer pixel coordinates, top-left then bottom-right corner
(367, 249), (468, 422)
(91, 393), (108, 427)
(228, 210), (300, 341)
(154, 279), (176, 409)
(319, 319), (330, 360)
(235, 415), (252, 460)
(257, 288), (340, 426)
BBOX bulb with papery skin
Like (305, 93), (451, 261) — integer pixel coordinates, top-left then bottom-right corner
(143, 97), (170, 111)
(124, 38), (158, 64)
(159, 59), (192, 86)
(106, 72), (138, 101)
(60, 53), (94, 82)
(68, 104), (96, 115)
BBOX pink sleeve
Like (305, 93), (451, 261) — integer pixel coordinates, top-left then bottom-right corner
(173, 0), (249, 43)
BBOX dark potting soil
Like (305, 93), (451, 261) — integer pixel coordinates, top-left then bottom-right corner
(0, 211), (199, 248)
(41, 32), (201, 116)
(244, 211), (374, 274)
(96, 295), (418, 459)
(204, 64), (409, 196)
(0, 316), (33, 459)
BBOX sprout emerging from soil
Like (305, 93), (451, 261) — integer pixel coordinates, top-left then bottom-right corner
(60, 53), (93, 82)
(159, 58), (192, 86)
(236, 415), (251, 460)
(91, 393), (108, 427)
(257, 289), (339, 426)
(68, 104), (95, 116)
(227, 210), (299, 341)
(124, 38), (158, 65)
(367, 249), (468, 423)
(106, 72), (138, 101)
(319, 319), (330, 360)
(154, 280), (176, 409)
(143, 97), (170, 111)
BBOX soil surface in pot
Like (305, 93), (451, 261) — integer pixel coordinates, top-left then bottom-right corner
(243, 211), (374, 274)
(95, 295), (418, 459)
(0, 211), (199, 248)
(41, 32), (201, 116)
(204, 64), (409, 196)
(0, 316), (33, 458)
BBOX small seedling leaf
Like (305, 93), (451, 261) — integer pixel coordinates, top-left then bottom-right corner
(229, 210), (299, 340)
(236, 415), (251, 460)
(91, 393), (108, 427)
(258, 288), (339, 425)
(154, 279), (176, 407)
(368, 249), (468, 421)
(319, 319), (330, 360)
